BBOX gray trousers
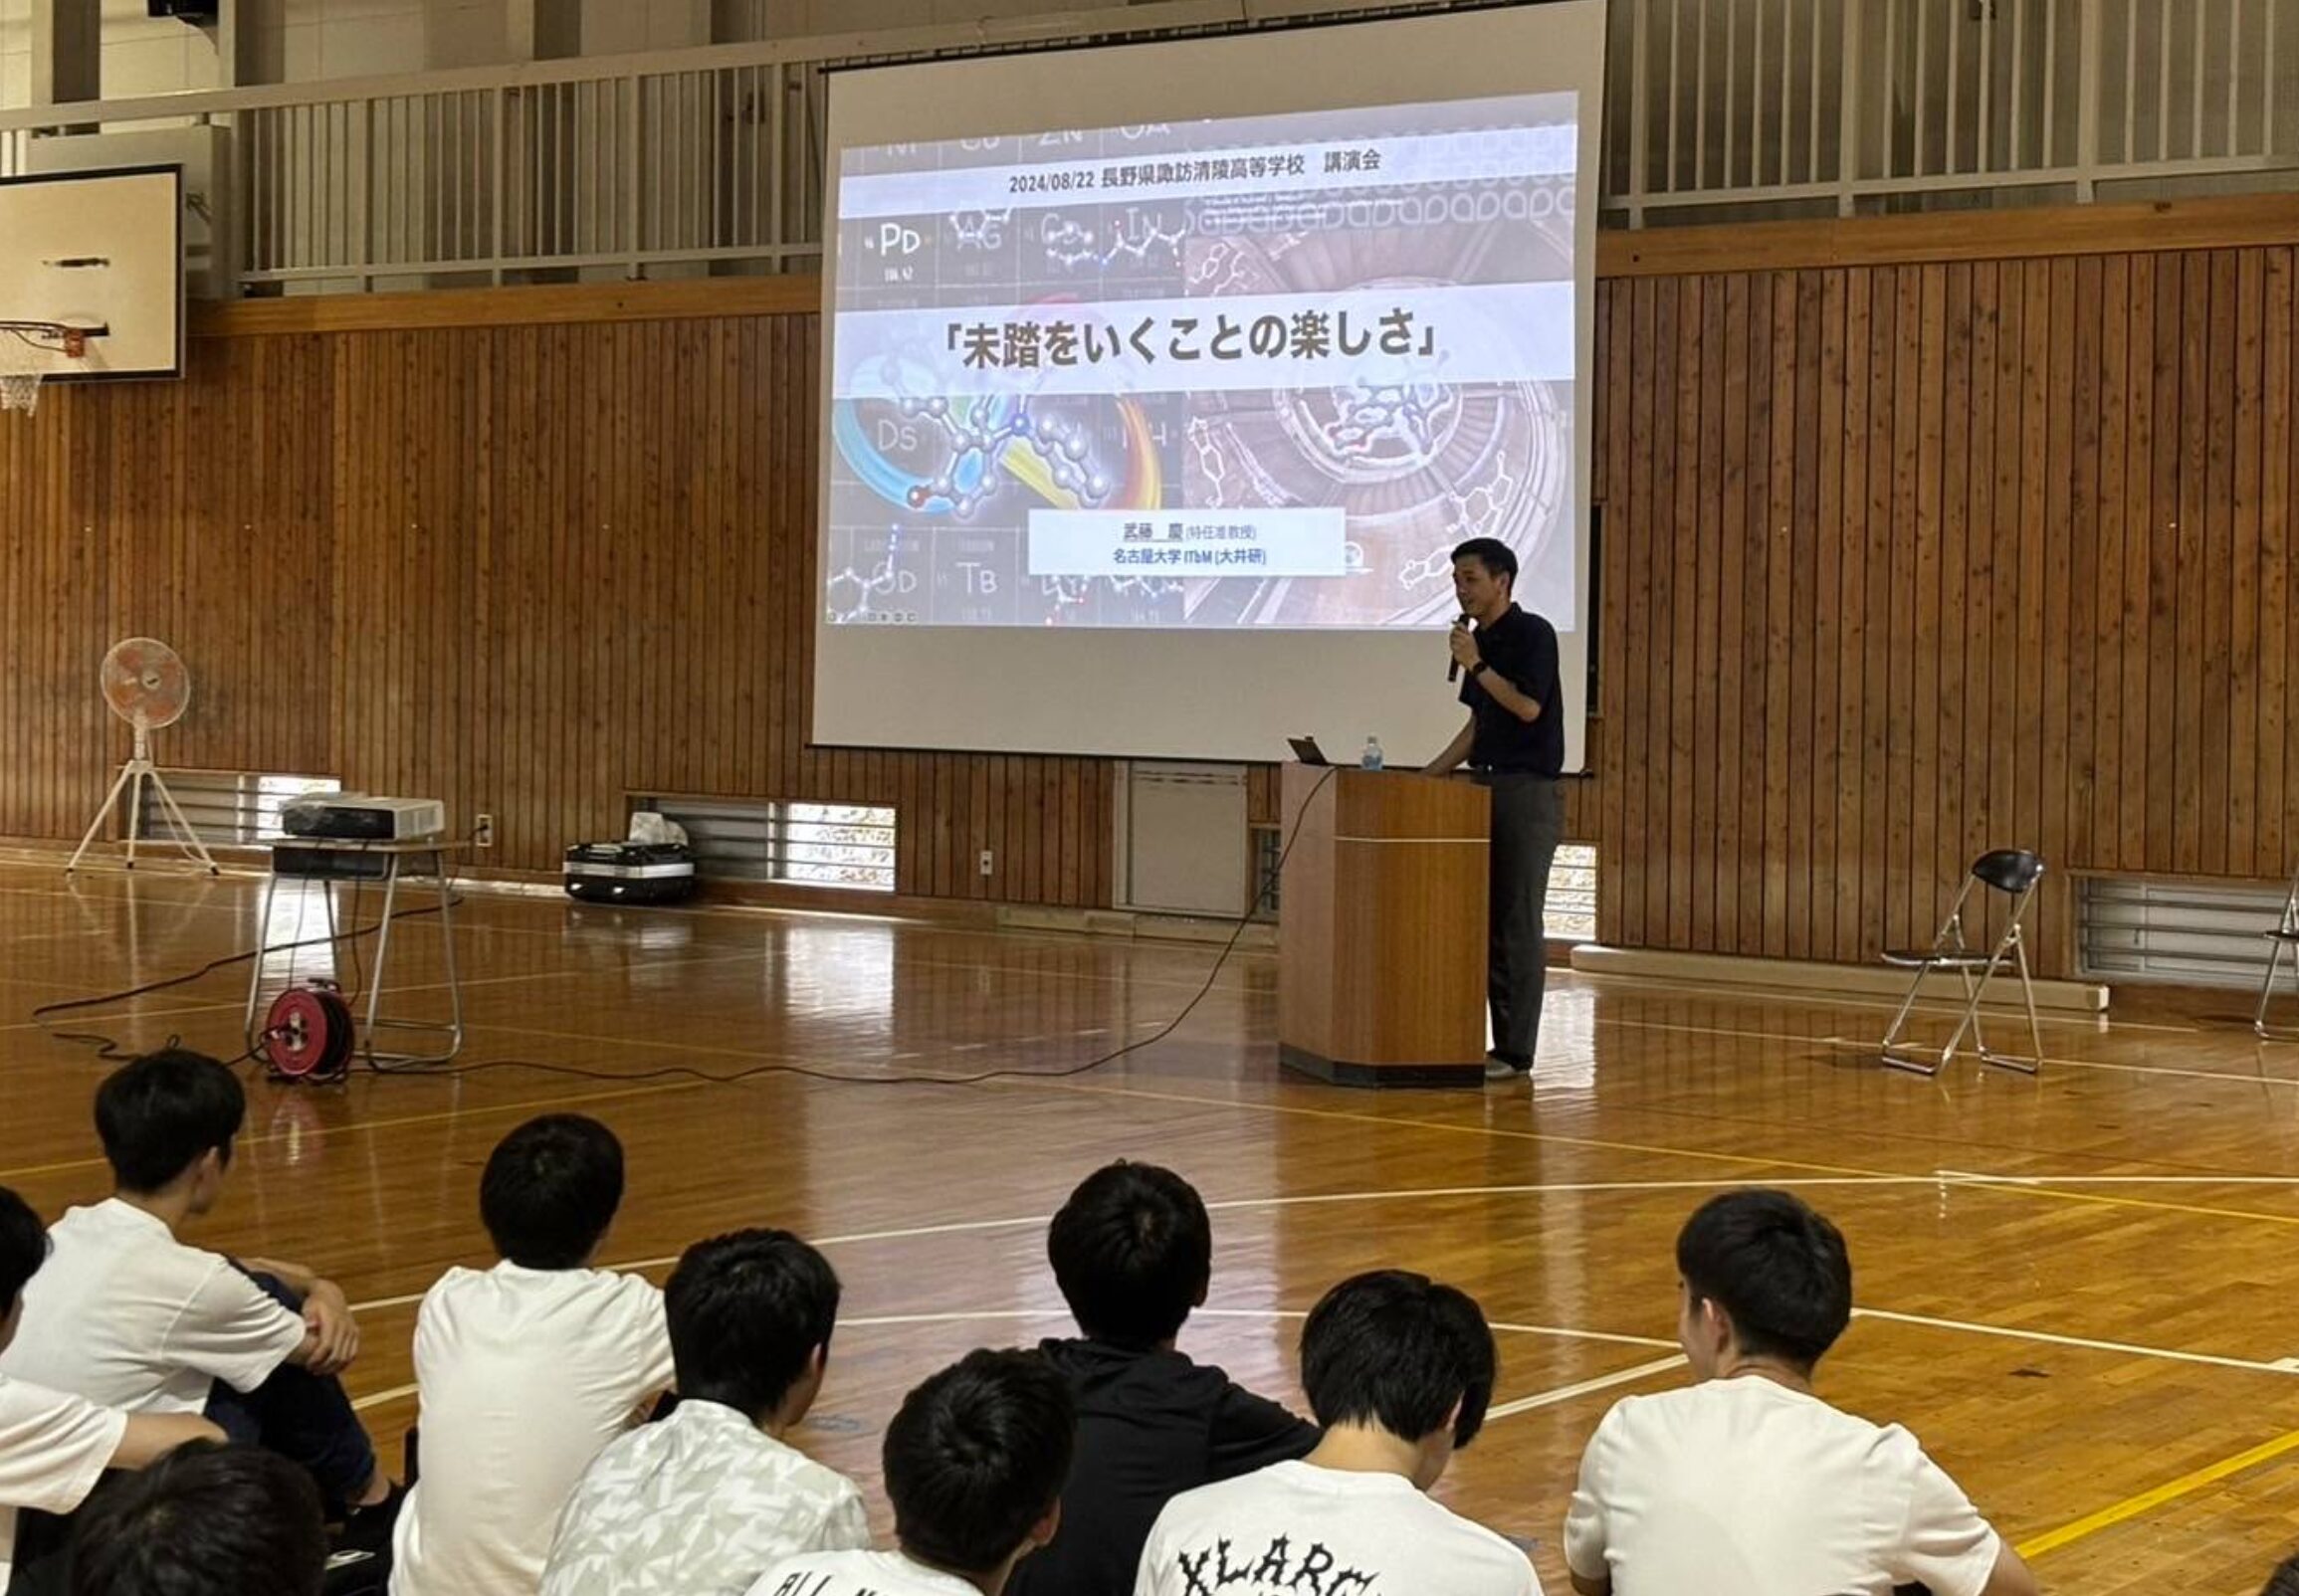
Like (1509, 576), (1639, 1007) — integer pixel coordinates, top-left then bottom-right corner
(1479, 773), (1565, 1061)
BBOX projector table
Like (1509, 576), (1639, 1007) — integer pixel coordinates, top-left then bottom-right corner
(243, 836), (468, 1069)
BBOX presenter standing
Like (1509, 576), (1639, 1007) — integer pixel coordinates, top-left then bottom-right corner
(1422, 537), (1566, 1085)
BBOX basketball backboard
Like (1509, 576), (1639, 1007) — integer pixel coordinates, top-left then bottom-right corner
(0, 165), (185, 388)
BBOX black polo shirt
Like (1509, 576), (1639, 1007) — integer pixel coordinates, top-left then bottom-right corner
(1458, 603), (1565, 776)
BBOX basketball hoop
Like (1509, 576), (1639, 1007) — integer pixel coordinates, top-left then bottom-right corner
(0, 320), (104, 415)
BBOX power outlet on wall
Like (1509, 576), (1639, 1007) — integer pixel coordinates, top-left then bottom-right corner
(978, 849), (994, 877)
(475, 813), (496, 849)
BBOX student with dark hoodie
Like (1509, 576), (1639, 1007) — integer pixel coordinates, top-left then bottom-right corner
(1006, 1162), (1319, 1596)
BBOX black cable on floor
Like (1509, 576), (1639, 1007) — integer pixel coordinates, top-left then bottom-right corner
(37, 768), (1337, 1091)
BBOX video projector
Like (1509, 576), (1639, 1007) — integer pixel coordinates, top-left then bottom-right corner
(280, 794), (447, 842)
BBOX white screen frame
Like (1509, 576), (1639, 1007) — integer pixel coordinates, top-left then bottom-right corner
(815, 3), (1605, 771)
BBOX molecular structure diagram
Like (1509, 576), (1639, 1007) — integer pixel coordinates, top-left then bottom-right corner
(1042, 573), (1181, 609)
(825, 534), (906, 623)
(947, 209), (1012, 251)
(1044, 210), (1189, 271)
(1324, 381), (1457, 473)
(898, 398), (1113, 518)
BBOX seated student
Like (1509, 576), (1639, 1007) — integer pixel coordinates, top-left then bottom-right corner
(0, 1185), (221, 1594)
(1563, 1189), (2037, 1596)
(391, 1114), (674, 1595)
(542, 1229), (867, 1596)
(747, 1347), (1076, 1596)
(1011, 1162), (1317, 1596)
(1136, 1270), (1538, 1596)
(0, 1049), (394, 1528)
(70, 1440), (330, 1596)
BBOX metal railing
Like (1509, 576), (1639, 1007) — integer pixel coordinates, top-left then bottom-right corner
(1605, 0), (2299, 224)
(0, 0), (2292, 294)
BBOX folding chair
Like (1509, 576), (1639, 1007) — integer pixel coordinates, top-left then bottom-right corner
(1880, 850), (2045, 1077)
(2257, 858), (2299, 1043)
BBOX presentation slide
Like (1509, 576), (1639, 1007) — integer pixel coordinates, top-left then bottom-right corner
(815, 4), (1605, 765)
(827, 97), (1576, 632)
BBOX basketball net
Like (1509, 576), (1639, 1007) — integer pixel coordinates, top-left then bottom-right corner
(0, 350), (43, 415)
(0, 327), (86, 415)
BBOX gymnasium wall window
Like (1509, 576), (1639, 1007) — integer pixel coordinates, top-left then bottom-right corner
(633, 796), (897, 892)
(136, 772), (341, 847)
(2079, 875), (2291, 989)
(1547, 844), (1597, 941)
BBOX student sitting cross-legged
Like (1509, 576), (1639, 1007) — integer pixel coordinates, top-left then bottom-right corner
(390, 1113), (675, 1595)
(1563, 1189), (2037, 1596)
(1008, 1160), (1320, 1596)
(542, 1228), (868, 1596)
(1134, 1269), (1540, 1596)
(0, 1183), (223, 1595)
(0, 1049), (394, 1535)
(746, 1346), (1077, 1596)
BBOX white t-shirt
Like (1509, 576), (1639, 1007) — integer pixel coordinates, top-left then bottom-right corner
(543, 1398), (869, 1596)
(0, 1198), (307, 1413)
(0, 1372), (128, 1589)
(748, 1550), (983, 1596)
(1563, 1377), (2004, 1596)
(1136, 1460), (1540, 1596)
(389, 1261), (674, 1596)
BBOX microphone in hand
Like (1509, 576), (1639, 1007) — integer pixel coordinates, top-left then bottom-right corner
(1446, 612), (1472, 683)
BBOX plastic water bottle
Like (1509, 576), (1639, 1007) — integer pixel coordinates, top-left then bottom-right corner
(1361, 736), (1384, 771)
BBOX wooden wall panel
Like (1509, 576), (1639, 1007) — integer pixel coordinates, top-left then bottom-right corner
(0, 312), (1110, 908)
(4, 223), (2298, 971)
(1591, 245), (2299, 974)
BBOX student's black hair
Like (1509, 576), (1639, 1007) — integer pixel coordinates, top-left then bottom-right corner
(71, 1441), (327, 1596)
(0, 1186), (47, 1308)
(1046, 1160), (1212, 1349)
(479, 1113), (626, 1270)
(665, 1228), (841, 1422)
(94, 1049), (246, 1193)
(1299, 1269), (1496, 1449)
(2261, 1551), (2299, 1596)
(883, 1348), (1077, 1577)
(1674, 1188), (1853, 1371)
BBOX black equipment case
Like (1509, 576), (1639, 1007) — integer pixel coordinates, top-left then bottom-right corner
(562, 841), (697, 904)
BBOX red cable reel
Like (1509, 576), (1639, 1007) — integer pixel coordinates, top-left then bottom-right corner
(261, 980), (356, 1083)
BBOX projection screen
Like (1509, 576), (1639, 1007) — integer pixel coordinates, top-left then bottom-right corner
(815, 2), (1606, 769)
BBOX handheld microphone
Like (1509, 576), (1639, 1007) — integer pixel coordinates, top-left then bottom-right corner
(1446, 612), (1472, 683)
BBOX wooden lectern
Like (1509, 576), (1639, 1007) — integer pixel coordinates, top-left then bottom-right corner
(1277, 765), (1490, 1088)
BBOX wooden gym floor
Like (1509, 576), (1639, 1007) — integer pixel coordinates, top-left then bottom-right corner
(5, 859), (2299, 1595)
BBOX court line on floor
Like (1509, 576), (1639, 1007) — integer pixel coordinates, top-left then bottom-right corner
(1486, 1355), (1688, 1419)
(1924, 1174), (2299, 1230)
(338, 1181), (2299, 1379)
(0, 997), (245, 1034)
(1570, 971), (2208, 1036)
(351, 1381), (417, 1412)
(339, 1180), (1945, 1314)
(345, 1297), (2296, 1445)
(1026, 1077), (2299, 1233)
(1850, 1307), (2299, 1376)
(0, 1078), (708, 1188)
(1589, 1011), (2297, 1088)
(1942, 1170), (2299, 1186)
(2017, 1424), (2299, 1561)
(343, 1339), (1689, 1426)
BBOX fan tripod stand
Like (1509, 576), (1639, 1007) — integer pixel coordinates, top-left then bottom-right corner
(66, 719), (220, 874)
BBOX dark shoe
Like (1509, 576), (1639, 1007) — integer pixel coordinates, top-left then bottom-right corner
(330, 1480), (406, 1559)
